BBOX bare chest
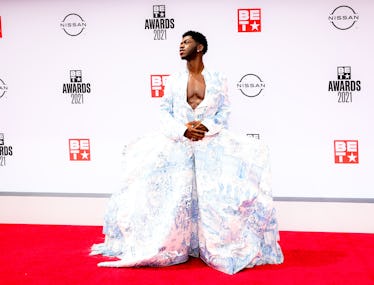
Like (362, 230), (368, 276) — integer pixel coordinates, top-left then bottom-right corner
(187, 74), (206, 110)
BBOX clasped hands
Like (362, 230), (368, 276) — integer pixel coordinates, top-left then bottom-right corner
(184, 121), (209, 141)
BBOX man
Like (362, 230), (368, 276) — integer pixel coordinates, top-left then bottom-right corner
(91, 31), (283, 274)
(180, 31), (209, 141)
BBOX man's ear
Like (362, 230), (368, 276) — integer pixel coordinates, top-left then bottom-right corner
(197, 43), (204, 53)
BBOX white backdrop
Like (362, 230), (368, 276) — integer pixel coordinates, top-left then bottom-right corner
(0, 0), (373, 199)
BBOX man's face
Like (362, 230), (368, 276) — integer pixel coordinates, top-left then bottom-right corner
(179, 36), (199, 60)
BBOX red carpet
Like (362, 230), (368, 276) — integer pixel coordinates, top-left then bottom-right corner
(0, 224), (373, 285)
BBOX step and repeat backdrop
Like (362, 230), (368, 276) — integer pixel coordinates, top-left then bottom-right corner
(0, 0), (373, 199)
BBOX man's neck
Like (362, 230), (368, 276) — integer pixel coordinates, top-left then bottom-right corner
(186, 57), (204, 75)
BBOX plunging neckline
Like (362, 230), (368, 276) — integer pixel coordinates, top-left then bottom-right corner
(186, 71), (207, 111)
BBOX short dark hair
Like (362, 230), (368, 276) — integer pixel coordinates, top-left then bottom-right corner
(182, 31), (208, 54)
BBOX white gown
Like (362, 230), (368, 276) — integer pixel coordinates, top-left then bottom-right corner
(91, 69), (284, 274)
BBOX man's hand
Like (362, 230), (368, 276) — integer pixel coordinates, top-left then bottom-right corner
(184, 121), (209, 141)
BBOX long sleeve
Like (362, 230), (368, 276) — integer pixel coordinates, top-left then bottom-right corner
(201, 73), (230, 136)
(159, 74), (188, 141)
(159, 70), (231, 140)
